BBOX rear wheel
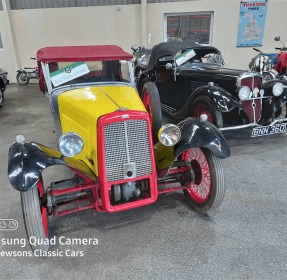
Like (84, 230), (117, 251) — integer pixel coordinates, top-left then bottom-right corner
(21, 178), (49, 252)
(181, 148), (225, 213)
(16, 72), (30, 85)
(0, 88), (4, 108)
(190, 96), (223, 128)
(141, 82), (162, 143)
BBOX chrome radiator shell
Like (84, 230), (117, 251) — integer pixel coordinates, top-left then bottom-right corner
(103, 119), (152, 182)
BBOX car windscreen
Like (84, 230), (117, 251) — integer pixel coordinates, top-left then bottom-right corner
(48, 60), (131, 89)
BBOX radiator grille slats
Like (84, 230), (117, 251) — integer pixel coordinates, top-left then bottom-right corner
(240, 75), (262, 89)
(104, 120), (152, 182)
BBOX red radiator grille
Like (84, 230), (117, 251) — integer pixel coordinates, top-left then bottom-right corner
(240, 75), (262, 89)
(240, 75), (263, 123)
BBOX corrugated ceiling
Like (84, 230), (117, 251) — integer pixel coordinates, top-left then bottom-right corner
(8, 0), (188, 10)
(9, 0), (141, 9)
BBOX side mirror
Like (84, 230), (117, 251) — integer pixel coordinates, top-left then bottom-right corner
(274, 36), (281, 42)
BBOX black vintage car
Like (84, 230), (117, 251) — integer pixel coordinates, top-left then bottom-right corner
(0, 69), (9, 108)
(133, 41), (287, 137)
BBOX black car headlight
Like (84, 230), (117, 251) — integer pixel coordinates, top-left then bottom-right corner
(58, 132), (84, 157)
(272, 82), (284, 97)
(158, 124), (181, 146)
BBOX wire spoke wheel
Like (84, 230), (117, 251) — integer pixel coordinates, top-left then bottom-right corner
(21, 178), (49, 252)
(181, 147), (225, 213)
(191, 96), (223, 128)
(16, 72), (30, 85)
(192, 102), (213, 123)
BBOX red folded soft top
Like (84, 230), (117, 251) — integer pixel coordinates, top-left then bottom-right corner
(36, 45), (133, 63)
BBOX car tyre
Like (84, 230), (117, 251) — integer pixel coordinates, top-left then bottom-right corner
(0, 88), (4, 108)
(16, 72), (30, 85)
(141, 82), (162, 143)
(181, 147), (225, 213)
(190, 96), (223, 128)
(21, 178), (49, 252)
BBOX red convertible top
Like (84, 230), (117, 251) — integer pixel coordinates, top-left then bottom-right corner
(37, 45), (133, 63)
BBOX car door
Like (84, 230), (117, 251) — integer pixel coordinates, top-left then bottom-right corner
(156, 67), (186, 110)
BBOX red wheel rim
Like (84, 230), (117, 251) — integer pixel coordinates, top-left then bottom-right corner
(37, 180), (48, 237)
(182, 148), (212, 203)
(192, 102), (213, 122)
(143, 91), (152, 120)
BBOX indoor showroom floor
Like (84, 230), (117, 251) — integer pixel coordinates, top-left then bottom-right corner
(0, 84), (287, 280)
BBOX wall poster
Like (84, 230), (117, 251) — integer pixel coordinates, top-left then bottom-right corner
(237, 0), (268, 47)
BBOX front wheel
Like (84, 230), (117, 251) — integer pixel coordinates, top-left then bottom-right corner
(190, 96), (223, 128)
(181, 148), (225, 213)
(141, 82), (162, 143)
(0, 88), (4, 108)
(21, 178), (49, 252)
(16, 72), (30, 85)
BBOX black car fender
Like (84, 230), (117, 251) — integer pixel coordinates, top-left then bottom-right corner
(8, 142), (96, 192)
(259, 80), (287, 123)
(154, 118), (230, 173)
(190, 85), (241, 112)
(175, 117), (230, 159)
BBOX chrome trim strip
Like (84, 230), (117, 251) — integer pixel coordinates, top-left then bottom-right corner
(98, 86), (121, 109)
(124, 121), (131, 163)
(219, 118), (287, 131)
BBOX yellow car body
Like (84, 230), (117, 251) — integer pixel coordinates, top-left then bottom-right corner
(57, 84), (146, 175)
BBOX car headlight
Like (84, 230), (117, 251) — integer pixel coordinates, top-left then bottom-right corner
(158, 124), (181, 146)
(253, 87), (260, 97)
(58, 132), (84, 157)
(238, 86), (251, 100)
(272, 82), (284, 97)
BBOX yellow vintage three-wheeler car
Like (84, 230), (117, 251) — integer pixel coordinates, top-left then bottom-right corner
(8, 45), (230, 252)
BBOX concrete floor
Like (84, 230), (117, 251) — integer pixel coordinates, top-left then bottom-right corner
(0, 84), (287, 279)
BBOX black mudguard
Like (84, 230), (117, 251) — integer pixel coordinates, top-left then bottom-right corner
(192, 85), (241, 112)
(170, 85), (241, 120)
(260, 80), (287, 124)
(8, 142), (96, 192)
(154, 117), (230, 172)
(175, 117), (230, 158)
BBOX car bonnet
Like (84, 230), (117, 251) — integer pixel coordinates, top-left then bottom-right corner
(56, 85), (146, 125)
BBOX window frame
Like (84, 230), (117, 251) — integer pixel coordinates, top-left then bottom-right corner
(164, 11), (214, 45)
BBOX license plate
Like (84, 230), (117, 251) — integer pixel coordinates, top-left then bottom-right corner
(251, 123), (287, 137)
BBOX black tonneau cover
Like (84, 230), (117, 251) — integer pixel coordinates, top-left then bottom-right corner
(147, 41), (220, 70)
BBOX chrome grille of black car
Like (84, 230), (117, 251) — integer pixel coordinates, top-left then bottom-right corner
(103, 120), (152, 182)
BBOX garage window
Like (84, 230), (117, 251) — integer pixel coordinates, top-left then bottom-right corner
(165, 12), (213, 45)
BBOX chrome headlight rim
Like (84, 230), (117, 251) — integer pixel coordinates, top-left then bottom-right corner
(272, 82), (284, 97)
(58, 132), (84, 157)
(158, 124), (181, 147)
(238, 86), (251, 101)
